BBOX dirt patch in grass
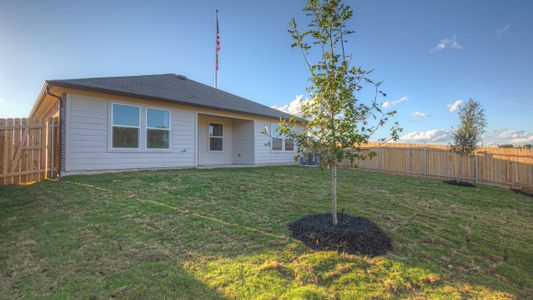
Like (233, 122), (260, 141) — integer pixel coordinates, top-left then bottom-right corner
(444, 180), (476, 188)
(288, 214), (392, 256)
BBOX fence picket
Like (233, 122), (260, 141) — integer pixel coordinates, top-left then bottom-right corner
(0, 118), (49, 185)
(349, 142), (533, 188)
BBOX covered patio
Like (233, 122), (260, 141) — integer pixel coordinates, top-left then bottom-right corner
(197, 113), (255, 166)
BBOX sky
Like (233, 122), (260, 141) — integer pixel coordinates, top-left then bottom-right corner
(0, 0), (532, 145)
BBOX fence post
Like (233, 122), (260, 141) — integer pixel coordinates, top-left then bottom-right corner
(475, 150), (478, 184)
(406, 146), (411, 175)
(380, 146), (383, 173)
(424, 144), (427, 177)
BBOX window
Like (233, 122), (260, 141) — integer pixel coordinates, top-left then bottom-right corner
(285, 138), (295, 151)
(112, 104), (140, 148)
(209, 123), (223, 151)
(146, 108), (170, 149)
(271, 124), (283, 151)
(271, 123), (295, 151)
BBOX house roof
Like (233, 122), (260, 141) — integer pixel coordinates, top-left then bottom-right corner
(47, 73), (299, 120)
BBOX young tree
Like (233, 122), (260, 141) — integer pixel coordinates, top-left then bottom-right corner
(450, 98), (487, 182)
(280, 0), (400, 225)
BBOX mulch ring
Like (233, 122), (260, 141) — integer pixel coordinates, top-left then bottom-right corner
(444, 180), (476, 187)
(288, 213), (392, 257)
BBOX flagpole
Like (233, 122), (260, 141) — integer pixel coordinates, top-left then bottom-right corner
(214, 9), (219, 89)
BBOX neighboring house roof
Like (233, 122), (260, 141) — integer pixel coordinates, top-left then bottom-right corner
(47, 73), (299, 120)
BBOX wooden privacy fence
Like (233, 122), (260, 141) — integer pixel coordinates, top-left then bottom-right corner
(0, 118), (58, 185)
(345, 142), (533, 189)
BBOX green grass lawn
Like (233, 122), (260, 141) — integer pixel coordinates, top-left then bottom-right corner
(1, 166), (532, 299)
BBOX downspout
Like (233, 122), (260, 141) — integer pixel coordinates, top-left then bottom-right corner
(45, 86), (63, 178)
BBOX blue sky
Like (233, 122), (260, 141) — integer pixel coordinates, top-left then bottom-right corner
(1, 0), (532, 145)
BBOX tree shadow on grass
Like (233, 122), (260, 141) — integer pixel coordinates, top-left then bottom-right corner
(63, 171), (527, 299)
(138, 198), (518, 299)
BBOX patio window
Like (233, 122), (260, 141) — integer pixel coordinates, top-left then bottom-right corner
(209, 123), (223, 151)
(146, 108), (170, 149)
(285, 138), (295, 151)
(112, 103), (140, 148)
(271, 124), (283, 151)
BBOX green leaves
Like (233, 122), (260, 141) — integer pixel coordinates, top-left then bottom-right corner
(282, 0), (400, 167)
(450, 99), (487, 155)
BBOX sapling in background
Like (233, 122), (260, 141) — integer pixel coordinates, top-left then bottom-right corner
(449, 98), (487, 184)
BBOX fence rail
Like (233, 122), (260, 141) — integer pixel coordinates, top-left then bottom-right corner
(345, 142), (533, 188)
(0, 118), (58, 185)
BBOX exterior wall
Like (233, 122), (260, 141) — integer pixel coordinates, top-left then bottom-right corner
(65, 94), (196, 172)
(254, 119), (299, 165)
(232, 119), (254, 164)
(197, 114), (233, 166)
(63, 90), (303, 174)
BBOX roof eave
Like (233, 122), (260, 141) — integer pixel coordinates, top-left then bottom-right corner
(46, 81), (302, 122)
(29, 82), (50, 118)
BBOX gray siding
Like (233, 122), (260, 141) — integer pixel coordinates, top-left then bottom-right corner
(65, 94), (196, 172)
(232, 119), (254, 164)
(254, 119), (299, 165)
(64, 93), (302, 174)
(197, 115), (233, 166)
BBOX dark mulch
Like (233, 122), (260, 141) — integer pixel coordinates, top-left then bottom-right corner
(444, 180), (476, 187)
(288, 213), (392, 257)
(511, 188), (533, 198)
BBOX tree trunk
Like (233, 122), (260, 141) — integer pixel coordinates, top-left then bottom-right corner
(456, 154), (464, 183)
(331, 163), (338, 225)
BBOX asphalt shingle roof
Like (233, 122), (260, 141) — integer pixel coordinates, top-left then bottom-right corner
(47, 74), (297, 120)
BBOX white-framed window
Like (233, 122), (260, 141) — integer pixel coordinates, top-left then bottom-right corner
(146, 108), (170, 149)
(285, 138), (295, 151)
(271, 124), (283, 151)
(209, 123), (223, 151)
(112, 103), (140, 148)
(271, 123), (295, 152)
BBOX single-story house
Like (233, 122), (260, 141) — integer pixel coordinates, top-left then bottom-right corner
(29, 73), (304, 176)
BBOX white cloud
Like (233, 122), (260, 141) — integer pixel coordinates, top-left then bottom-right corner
(382, 96), (408, 109)
(400, 129), (453, 144)
(271, 95), (309, 117)
(483, 129), (533, 146)
(430, 35), (463, 53)
(505, 99), (532, 108)
(412, 111), (430, 118)
(495, 24), (511, 38)
(447, 99), (463, 112)
(399, 128), (533, 145)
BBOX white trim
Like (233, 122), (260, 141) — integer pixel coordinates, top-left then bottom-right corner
(270, 123), (285, 152)
(270, 122), (296, 153)
(110, 102), (141, 150)
(271, 137), (283, 152)
(284, 138), (296, 152)
(270, 123), (282, 152)
(208, 122), (224, 152)
(145, 107), (171, 151)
